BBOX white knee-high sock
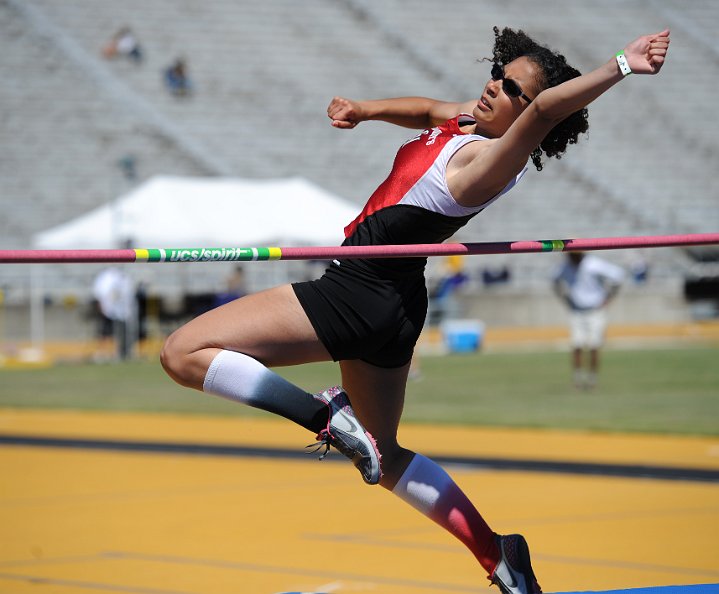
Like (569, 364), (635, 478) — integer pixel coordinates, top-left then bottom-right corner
(203, 349), (327, 433)
(392, 453), (500, 574)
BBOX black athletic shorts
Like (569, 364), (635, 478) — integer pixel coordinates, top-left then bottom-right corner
(292, 261), (427, 368)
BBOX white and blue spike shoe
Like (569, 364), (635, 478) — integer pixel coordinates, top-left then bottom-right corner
(308, 386), (382, 485)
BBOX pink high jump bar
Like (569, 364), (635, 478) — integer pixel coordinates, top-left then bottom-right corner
(0, 233), (717, 263)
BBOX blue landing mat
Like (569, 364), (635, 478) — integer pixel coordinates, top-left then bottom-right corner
(559, 586), (719, 594)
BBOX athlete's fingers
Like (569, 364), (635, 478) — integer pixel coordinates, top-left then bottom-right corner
(649, 54), (666, 71)
(332, 119), (356, 129)
(328, 96), (351, 114)
(333, 106), (354, 120)
(650, 28), (670, 42)
(648, 39), (669, 72)
(624, 28), (670, 75)
(328, 99), (361, 128)
(327, 96), (349, 118)
(648, 46), (668, 55)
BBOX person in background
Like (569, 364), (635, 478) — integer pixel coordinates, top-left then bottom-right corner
(213, 266), (247, 308)
(92, 267), (136, 360)
(102, 27), (143, 63)
(553, 251), (625, 389)
(430, 254), (469, 324)
(164, 58), (192, 97)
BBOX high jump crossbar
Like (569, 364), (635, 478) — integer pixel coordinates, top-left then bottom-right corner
(0, 233), (717, 264)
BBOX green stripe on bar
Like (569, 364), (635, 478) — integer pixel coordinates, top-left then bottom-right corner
(133, 249), (166, 262)
(540, 240), (566, 252)
(135, 247), (283, 262)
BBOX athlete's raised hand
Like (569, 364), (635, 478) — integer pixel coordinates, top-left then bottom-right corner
(623, 29), (670, 75)
(327, 96), (364, 129)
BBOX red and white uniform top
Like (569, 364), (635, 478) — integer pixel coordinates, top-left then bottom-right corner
(340, 114), (527, 276)
(345, 115), (526, 241)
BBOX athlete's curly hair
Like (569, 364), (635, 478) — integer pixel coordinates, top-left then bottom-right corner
(490, 26), (589, 171)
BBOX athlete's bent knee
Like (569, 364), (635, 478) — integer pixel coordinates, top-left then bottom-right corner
(160, 330), (196, 389)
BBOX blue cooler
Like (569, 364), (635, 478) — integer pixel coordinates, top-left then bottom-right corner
(440, 319), (485, 353)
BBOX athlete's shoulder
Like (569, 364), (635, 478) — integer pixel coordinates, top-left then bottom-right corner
(438, 113), (474, 134)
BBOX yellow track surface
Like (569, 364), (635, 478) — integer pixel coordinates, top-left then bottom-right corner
(2, 409), (718, 593)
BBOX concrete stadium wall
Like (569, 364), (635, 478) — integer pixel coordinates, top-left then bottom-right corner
(0, 284), (700, 346)
(455, 284), (691, 328)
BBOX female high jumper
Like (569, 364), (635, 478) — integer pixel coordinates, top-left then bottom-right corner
(161, 26), (670, 593)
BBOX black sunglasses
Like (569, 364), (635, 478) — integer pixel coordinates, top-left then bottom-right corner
(491, 63), (533, 104)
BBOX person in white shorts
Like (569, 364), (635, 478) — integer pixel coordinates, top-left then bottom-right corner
(553, 251), (625, 389)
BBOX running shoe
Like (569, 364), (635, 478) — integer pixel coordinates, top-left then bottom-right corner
(490, 534), (542, 594)
(307, 386), (382, 485)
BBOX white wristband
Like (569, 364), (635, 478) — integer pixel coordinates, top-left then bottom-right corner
(616, 51), (632, 76)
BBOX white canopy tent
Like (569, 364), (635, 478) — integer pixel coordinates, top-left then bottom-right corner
(33, 175), (358, 248)
(27, 176), (360, 353)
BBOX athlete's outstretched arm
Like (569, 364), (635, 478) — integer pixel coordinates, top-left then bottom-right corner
(327, 96), (476, 130)
(449, 29), (670, 207)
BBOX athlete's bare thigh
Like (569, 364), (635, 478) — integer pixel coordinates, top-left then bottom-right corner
(166, 284), (332, 368)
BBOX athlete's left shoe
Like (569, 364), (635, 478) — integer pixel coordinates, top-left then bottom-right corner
(490, 534), (542, 594)
(307, 386), (382, 485)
